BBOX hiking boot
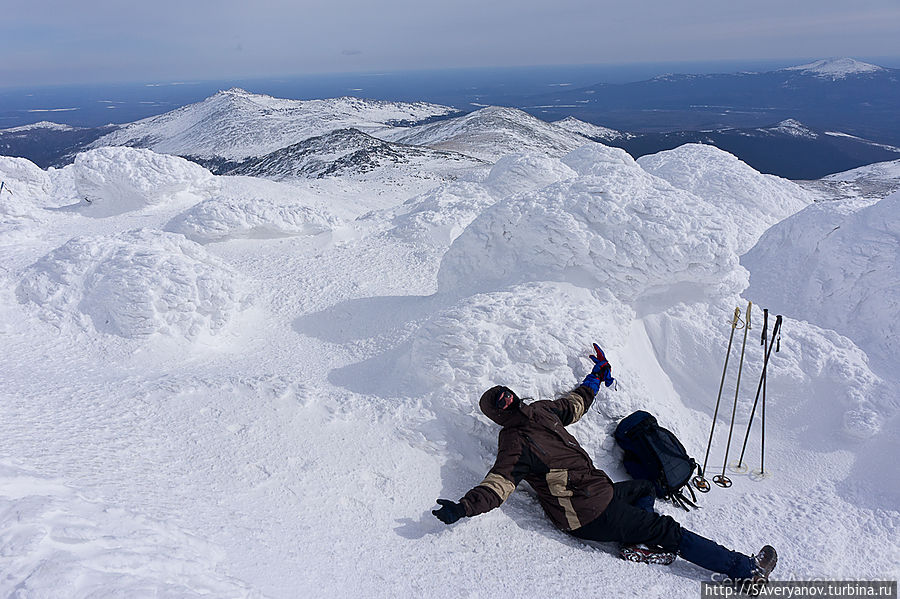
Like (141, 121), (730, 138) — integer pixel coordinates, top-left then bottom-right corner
(619, 543), (677, 565)
(751, 545), (778, 582)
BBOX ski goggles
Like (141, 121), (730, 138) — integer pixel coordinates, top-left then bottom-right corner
(496, 389), (516, 411)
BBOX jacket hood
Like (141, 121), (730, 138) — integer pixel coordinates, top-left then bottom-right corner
(479, 386), (530, 428)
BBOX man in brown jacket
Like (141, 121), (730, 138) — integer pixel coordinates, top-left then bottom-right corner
(432, 344), (777, 583)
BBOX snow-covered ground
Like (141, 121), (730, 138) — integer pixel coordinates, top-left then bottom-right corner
(1, 125), (898, 598)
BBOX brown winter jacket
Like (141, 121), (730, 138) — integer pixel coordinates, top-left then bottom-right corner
(459, 385), (614, 531)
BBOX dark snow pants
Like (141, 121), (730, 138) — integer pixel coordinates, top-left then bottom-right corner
(570, 479), (753, 579)
(570, 479), (682, 549)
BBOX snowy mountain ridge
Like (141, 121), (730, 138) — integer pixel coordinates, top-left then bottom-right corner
(781, 57), (887, 79)
(552, 116), (634, 141)
(764, 119), (819, 139)
(0, 120), (78, 133)
(378, 105), (591, 162)
(223, 127), (486, 182)
(90, 88), (460, 161)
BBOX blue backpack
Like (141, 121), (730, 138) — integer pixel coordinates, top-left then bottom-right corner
(614, 410), (699, 510)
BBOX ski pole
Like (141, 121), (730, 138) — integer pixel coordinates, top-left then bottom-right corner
(758, 309), (770, 476)
(758, 366), (768, 476)
(693, 306), (741, 493)
(714, 300), (752, 488)
(736, 315), (782, 471)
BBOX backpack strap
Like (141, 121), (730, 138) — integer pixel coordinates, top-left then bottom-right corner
(672, 489), (699, 511)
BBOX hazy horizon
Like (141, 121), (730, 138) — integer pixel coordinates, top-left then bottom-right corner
(3, 0), (899, 88)
(3, 55), (900, 93)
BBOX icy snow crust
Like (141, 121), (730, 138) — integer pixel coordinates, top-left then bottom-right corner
(1, 120), (898, 597)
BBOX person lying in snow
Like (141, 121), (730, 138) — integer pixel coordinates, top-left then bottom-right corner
(432, 344), (777, 584)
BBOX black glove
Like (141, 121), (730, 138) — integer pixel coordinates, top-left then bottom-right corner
(432, 499), (466, 524)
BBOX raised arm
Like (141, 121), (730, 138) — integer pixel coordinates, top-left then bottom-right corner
(550, 343), (616, 426)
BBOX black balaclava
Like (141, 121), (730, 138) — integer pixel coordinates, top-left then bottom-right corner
(479, 385), (529, 427)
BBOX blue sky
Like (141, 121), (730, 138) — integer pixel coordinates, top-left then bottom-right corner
(3, 0), (900, 87)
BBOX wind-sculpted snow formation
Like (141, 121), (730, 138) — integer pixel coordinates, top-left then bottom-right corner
(166, 198), (339, 243)
(437, 144), (742, 301)
(643, 301), (890, 441)
(0, 157), (52, 235)
(16, 229), (251, 338)
(379, 181), (497, 246)
(379, 153), (576, 247)
(481, 153), (578, 198)
(398, 283), (631, 401)
(57, 147), (215, 216)
(0, 156), (53, 205)
(743, 190), (900, 378)
(396, 141), (890, 450)
(637, 143), (815, 253)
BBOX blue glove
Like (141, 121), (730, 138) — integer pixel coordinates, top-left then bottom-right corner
(432, 499), (466, 524)
(581, 343), (615, 392)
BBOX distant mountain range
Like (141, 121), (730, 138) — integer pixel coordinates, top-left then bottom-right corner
(1, 58), (898, 180)
(526, 58), (900, 147)
(557, 117), (900, 180)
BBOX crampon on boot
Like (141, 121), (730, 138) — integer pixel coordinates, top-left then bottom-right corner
(735, 545), (778, 597)
(751, 545), (777, 582)
(619, 544), (677, 565)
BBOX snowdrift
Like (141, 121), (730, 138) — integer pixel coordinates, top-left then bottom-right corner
(57, 147), (215, 216)
(637, 143), (815, 253)
(0, 157), (50, 236)
(166, 197), (339, 244)
(643, 301), (889, 442)
(438, 144), (742, 301)
(396, 283), (631, 401)
(377, 181), (497, 247)
(0, 156), (53, 206)
(743, 190), (900, 377)
(378, 154), (574, 248)
(481, 153), (578, 199)
(16, 229), (251, 339)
